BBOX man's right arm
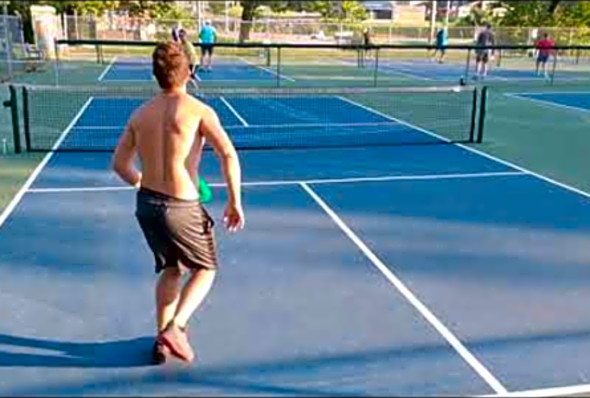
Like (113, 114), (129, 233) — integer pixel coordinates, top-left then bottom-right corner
(199, 105), (244, 231)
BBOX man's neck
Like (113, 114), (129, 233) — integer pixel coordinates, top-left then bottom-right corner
(162, 86), (187, 96)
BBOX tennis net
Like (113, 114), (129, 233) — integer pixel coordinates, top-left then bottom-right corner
(19, 84), (482, 152)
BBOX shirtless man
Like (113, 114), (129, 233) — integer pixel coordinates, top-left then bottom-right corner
(112, 41), (244, 364)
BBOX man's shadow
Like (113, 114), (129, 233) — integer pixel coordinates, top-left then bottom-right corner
(0, 333), (156, 368)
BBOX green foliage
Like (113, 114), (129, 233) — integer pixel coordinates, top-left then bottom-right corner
(302, 1), (367, 21)
(498, 0), (590, 28)
(454, 1), (504, 26)
(208, 1), (226, 15)
(554, 1), (590, 27)
(500, 1), (555, 26)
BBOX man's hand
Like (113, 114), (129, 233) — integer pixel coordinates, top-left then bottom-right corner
(112, 122), (141, 187)
(200, 105), (244, 233)
(223, 202), (245, 232)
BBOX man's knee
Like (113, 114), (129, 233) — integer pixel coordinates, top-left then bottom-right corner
(161, 266), (182, 279)
(190, 266), (216, 275)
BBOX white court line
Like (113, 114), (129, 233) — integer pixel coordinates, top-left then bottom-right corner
(507, 90), (590, 96)
(380, 66), (436, 81)
(192, 68), (202, 82)
(336, 95), (590, 201)
(300, 182), (507, 395)
(0, 97), (94, 229)
(219, 96), (249, 127)
(237, 57), (297, 82)
(478, 383), (590, 397)
(338, 59), (435, 81)
(97, 56), (117, 82)
(99, 79), (152, 82)
(28, 186), (136, 194)
(504, 92), (590, 114)
(336, 95), (450, 144)
(70, 121), (406, 131)
(26, 171), (526, 194)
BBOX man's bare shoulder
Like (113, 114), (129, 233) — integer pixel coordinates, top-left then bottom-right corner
(182, 94), (215, 114)
(127, 99), (155, 126)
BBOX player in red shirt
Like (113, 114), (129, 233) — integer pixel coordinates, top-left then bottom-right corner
(536, 32), (555, 79)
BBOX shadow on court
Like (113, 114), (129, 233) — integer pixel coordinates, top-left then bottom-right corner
(7, 328), (590, 396)
(0, 334), (154, 368)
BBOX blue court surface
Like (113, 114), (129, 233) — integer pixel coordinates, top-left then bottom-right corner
(4, 92), (590, 397)
(99, 57), (289, 83)
(507, 91), (590, 113)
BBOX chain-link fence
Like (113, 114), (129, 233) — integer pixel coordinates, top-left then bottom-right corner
(52, 14), (590, 46)
(0, 15), (33, 83)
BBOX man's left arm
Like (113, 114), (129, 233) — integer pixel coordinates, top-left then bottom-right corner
(112, 122), (142, 187)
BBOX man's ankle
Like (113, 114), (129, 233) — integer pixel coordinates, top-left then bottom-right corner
(167, 318), (188, 332)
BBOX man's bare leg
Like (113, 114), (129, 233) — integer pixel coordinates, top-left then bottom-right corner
(172, 268), (216, 328)
(156, 267), (182, 332)
(158, 268), (216, 362)
(482, 61), (489, 78)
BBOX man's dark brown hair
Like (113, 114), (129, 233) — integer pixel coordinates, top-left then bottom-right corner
(152, 41), (189, 89)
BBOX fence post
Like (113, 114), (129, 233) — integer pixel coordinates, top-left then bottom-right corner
(2, 85), (20, 153)
(373, 47), (379, 87)
(550, 50), (558, 86)
(276, 46), (281, 88)
(464, 48), (471, 82)
(53, 38), (60, 87)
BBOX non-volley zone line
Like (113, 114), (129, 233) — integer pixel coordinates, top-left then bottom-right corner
(237, 57), (296, 82)
(71, 121), (423, 131)
(504, 92), (590, 114)
(97, 56), (118, 81)
(26, 171), (527, 194)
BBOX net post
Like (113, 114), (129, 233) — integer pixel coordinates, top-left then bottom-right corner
(357, 46), (362, 68)
(469, 87), (478, 143)
(276, 46), (281, 88)
(550, 50), (557, 86)
(464, 47), (472, 82)
(477, 86), (487, 144)
(22, 86), (31, 152)
(2, 85), (20, 153)
(53, 38), (60, 87)
(496, 47), (502, 67)
(373, 47), (379, 87)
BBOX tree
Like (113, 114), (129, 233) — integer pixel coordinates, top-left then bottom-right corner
(549, 0), (562, 15)
(237, 0), (368, 42)
(554, 0), (590, 27)
(238, 1), (261, 42)
(500, 1), (555, 26)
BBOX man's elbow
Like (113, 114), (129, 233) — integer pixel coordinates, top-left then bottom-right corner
(111, 155), (126, 177)
(216, 145), (238, 161)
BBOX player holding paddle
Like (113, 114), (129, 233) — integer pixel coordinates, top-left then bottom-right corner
(112, 41), (244, 364)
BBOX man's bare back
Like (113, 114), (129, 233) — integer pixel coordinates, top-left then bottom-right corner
(130, 91), (210, 200)
(112, 41), (243, 365)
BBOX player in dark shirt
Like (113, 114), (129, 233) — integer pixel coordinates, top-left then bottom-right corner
(474, 24), (495, 80)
